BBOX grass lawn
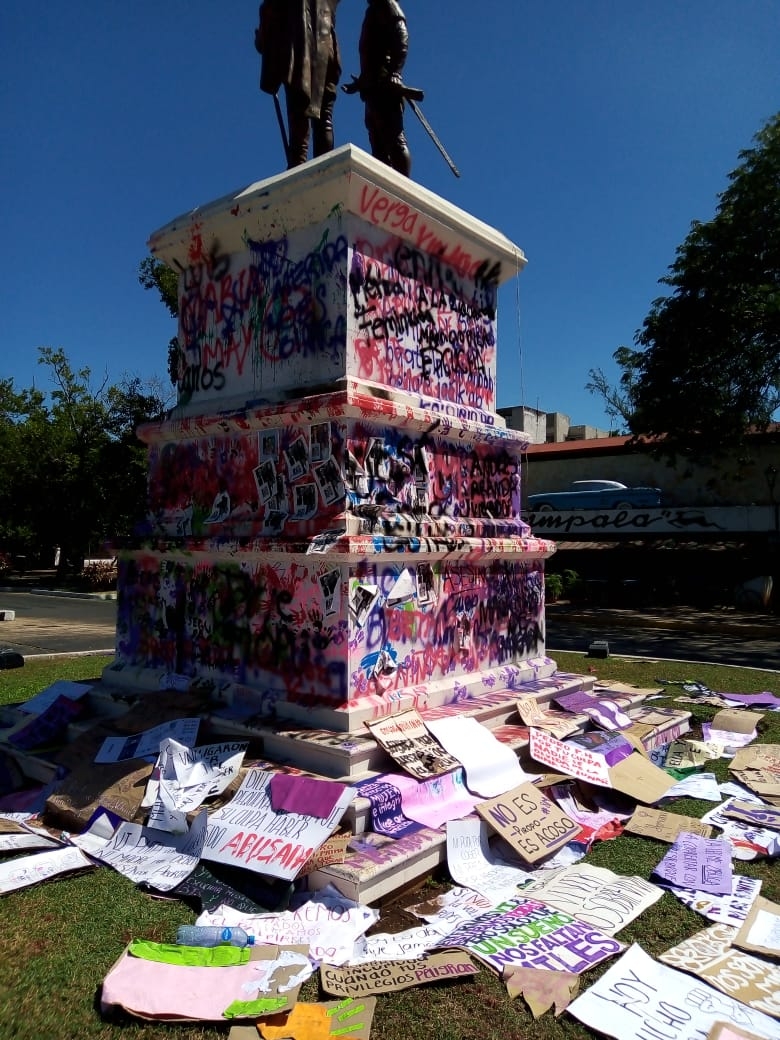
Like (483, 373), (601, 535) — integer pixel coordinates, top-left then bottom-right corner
(0, 652), (778, 1040)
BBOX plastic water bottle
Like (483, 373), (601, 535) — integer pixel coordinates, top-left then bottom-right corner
(176, 925), (255, 948)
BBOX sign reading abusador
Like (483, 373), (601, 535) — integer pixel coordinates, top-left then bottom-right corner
(201, 769), (353, 880)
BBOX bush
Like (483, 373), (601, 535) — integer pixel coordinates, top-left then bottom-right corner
(0, 552), (11, 579)
(545, 572), (563, 601)
(76, 559), (117, 591)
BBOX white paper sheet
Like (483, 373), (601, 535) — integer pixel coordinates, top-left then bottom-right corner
(426, 716), (530, 797)
(0, 846), (93, 893)
(97, 810), (206, 891)
(95, 718), (200, 763)
(446, 816), (533, 902)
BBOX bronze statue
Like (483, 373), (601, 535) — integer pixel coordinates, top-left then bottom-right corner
(255, 0), (341, 168)
(344, 0), (412, 176)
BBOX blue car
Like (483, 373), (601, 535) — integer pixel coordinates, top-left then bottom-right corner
(527, 480), (662, 511)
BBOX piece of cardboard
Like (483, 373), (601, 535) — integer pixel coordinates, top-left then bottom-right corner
(503, 965), (579, 1018)
(735, 896), (780, 959)
(723, 800), (780, 831)
(712, 710), (765, 735)
(523, 863), (663, 936)
(320, 951), (478, 997)
(708, 1022), (771, 1040)
(365, 710), (460, 780)
(660, 923), (780, 1020)
(475, 782), (579, 864)
(625, 806), (714, 842)
(608, 752), (677, 803)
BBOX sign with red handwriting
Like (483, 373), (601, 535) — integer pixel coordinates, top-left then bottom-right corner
(529, 728), (612, 787)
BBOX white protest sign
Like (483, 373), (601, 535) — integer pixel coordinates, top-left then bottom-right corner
(97, 810), (206, 891)
(568, 943), (780, 1040)
(197, 894), (378, 965)
(95, 718), (200, 763)
(524, 863), (664, 936)
(0, 846), (93, 893)
(529, 728), (611, 787)
(446, 816), (533, 903)
(142, 738), (248, 832)
(201, 769), (353, 880)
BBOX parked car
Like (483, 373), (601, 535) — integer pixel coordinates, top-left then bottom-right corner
(527, 480), (662, 511)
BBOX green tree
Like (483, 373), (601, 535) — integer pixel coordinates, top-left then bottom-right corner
(592, 112), (780, 464)
(0, 349), (167, 570)
(138, 255), (180, 386)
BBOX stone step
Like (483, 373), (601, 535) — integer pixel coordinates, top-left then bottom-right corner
(207, 671), (600, 779)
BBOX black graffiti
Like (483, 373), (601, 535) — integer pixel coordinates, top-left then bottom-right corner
(179, 361), (226, 395)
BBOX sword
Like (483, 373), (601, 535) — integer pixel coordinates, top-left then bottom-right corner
(272, 92), (290, 166)
(408, 98), (460, 178)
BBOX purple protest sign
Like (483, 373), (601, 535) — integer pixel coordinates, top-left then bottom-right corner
(353, 777), (422, 839)
(435, 897), (623, 975)
(653, 832), (733, 895)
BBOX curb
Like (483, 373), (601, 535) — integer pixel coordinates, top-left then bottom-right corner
(0, 587), (117, 601)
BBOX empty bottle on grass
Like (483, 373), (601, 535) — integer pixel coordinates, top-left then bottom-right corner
(176, 925), (255, 947)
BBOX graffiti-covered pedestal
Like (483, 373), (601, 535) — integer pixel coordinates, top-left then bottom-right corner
(104, 145), (557, 732)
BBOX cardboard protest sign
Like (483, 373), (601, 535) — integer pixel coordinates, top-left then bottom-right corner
(435, 896), (623, 975)
(625, 806), (714, 841)
(523, 863), (663, 936)
(516, 696), (581, 739)
(258, 997), (376, 1040)
(665, 740), (723, 770)
(700, 801), (780, 861)
(670, 874), (763, 929)
(297, 832), (351, 876)
(608, 752), (677, 803)
(0, 845), (93, 894)
(321, 953), (478, 997)
(730, 746), (780, 805)
(503, 965), (579, 1017)
(723, 800), (780, 831)
(354, 923), (448, 963)
(653, 833), (733, 896)
(202, 769), (353, 881)
(568, 943), (780, 1040)
(735, 896), (780, 959)
(7, 694), (85, 750)
(365, 710), (459, 779)
(660, 922), (780, 1020)
(425, 715), (530, 797)
(712, 709), (765, 735)
(405, 885), (495, 933)
(475, 782), (579, 864)
(0, 819), (60, 853)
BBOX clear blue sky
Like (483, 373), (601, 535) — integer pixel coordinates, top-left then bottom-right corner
(2, 1), (778, 429)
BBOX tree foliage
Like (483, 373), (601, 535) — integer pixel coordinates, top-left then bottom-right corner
(592, 113), (780, 464)
(138, 256), (180, 386)
(0, 348), (167, 569)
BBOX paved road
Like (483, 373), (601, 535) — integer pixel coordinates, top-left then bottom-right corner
(546, 615), (780, 671)
(1, 587), (777, 672)
(0, 590), (116, 657)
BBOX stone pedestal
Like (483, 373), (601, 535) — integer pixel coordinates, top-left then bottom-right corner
(104, 145), (557, 731)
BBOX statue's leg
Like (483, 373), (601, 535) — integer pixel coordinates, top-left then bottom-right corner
(285, 86), (311, 167)
(312, 82), (337, 157)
